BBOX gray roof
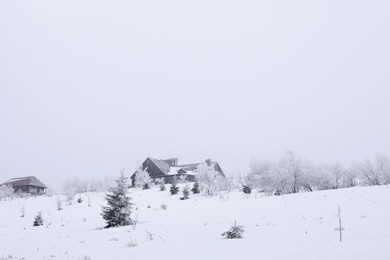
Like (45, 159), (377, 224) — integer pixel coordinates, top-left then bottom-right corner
(146, 158), (224, 177)
(149, 158), (171, 175)
(1, 176), (47, 188)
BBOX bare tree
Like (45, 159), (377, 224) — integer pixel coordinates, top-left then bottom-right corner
(355, 154), (390, 185)
(277, 150), (302, 193)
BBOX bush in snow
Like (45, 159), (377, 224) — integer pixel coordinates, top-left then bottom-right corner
(170, 180), (179, 195)
(155, 178), (166, 191)
(242, 185), (251, 194)
(102, 172), (133, 228)
(33, 212), (44, 226)
(0, 185), (14, 201)
(191, 181), (200, 194)
(160, 203), (168, 210)
(134, 167), (152, 189)
(195, 163), (224, 196)
(221, 221), (245, 239)
(180, 186), (190, 200)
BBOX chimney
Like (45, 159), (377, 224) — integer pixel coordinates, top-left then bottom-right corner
(205, 159), (212, 166)
(164, 158), (178, 166)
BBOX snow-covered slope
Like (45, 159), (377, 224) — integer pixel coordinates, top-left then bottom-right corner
(1, 185), (389, 260)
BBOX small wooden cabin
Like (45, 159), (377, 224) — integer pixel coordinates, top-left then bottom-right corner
(0, 176), (47, 194)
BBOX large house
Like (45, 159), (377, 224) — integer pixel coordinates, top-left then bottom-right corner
(0, 176), (47, 194)
(131, 157), (224, 185)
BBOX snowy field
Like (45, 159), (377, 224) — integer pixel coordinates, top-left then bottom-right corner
(1, 185), (389, 260)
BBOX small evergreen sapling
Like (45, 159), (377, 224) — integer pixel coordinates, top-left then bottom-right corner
(221, 221), (245, 239)
(102, 172), (133, 228)
(191, 181), (200, 194)
(155, 178), (166, 191)
(242, 185), (252, 194)
(33, 212), (44, 226)
(170, 181), (179, 195)
(180, 186), (190, 200)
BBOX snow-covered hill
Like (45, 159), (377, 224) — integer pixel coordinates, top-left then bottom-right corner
(1, 185), (389, 260)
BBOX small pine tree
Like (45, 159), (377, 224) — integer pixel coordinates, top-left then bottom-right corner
(33, 212), (44, 226)
(102, 172), (133, 228)
(155, 178), (166, 191)
(170, 181), (179, 195)
(180, 186), (190, 200)
(242, 185), (251, 194)
(221, 221), (245, 239)
(191, 181), (200, 194)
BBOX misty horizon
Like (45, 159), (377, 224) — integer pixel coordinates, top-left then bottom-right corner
(1, 1), (389, 190)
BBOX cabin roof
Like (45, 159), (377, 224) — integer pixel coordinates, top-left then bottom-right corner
(1, 176), (47, 188)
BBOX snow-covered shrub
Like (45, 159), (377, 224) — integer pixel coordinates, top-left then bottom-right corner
(102, 173), (133, 228)
(221, 221), (245, 239)
(155, 178), (166, 191)
(180, 186), (190, 200)
(33, 212), (44, 226)
(125, 239), (138, 248)
(195, 163), (224, 196)
(178, 175), (188, 183)
(160, 203), (168, 210)
(0, 185), (14, 201)
(134, 167), (152, 189)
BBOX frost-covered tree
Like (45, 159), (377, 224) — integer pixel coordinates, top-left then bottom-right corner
(0, 185), (14, 201)
(247, 158), (275, 193)
(277, 150), (302, 193)
(308, 163), (344, 190)
(102, 172), (133, 228)
(342, 166), (359, 187)
(355, 153), (390, 185)
(195, 163), (224, 196)
(134, 167), (152, 189)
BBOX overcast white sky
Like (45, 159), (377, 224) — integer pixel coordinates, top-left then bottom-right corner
(1, 1), (389, 190)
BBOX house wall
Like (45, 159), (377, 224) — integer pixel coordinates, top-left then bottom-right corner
(13, 185), (45, 194)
